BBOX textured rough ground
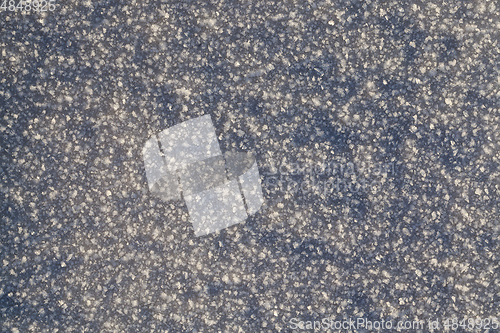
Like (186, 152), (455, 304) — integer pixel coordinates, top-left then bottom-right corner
(1, 0), (499, 332)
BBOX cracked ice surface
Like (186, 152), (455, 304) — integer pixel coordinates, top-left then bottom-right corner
(1, 0), (500, 332)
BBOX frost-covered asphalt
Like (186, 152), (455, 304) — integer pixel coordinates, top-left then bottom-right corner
(1, 0), (500, 332)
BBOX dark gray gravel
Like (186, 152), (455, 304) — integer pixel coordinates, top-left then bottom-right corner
(1, 0), (499, 332)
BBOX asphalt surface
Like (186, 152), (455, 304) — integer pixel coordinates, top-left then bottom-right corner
(1, 0), (500, 332)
